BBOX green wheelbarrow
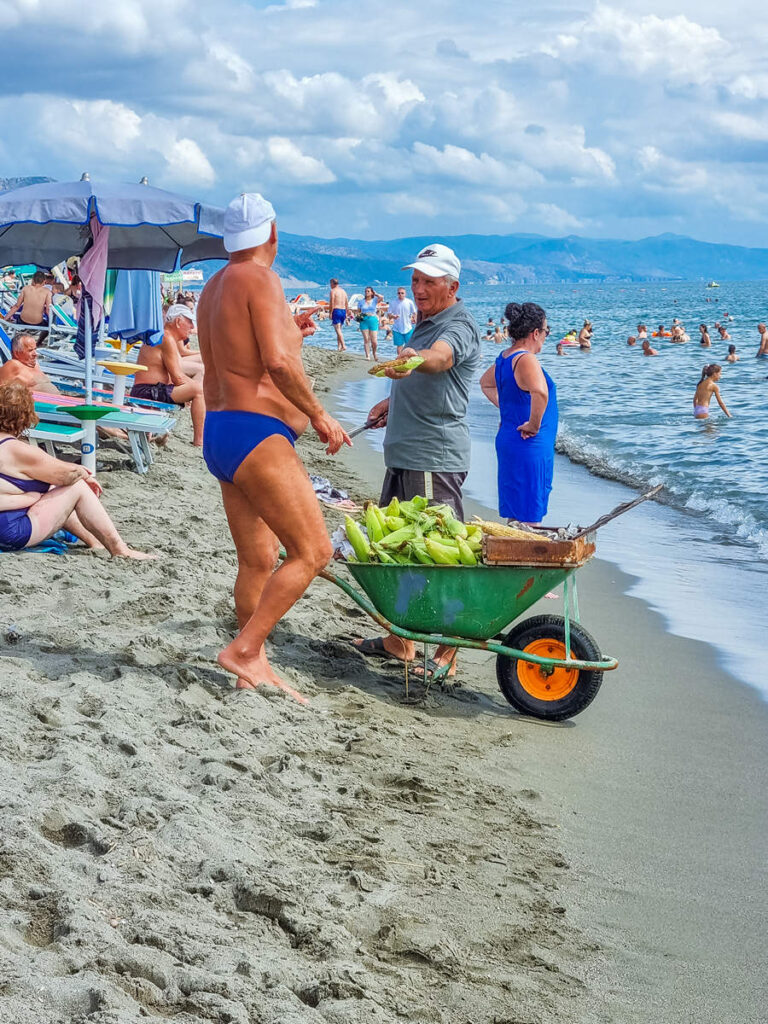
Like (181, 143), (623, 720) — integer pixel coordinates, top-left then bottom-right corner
(317, 534), (616, 721)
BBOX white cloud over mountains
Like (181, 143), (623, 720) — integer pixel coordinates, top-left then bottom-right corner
(0, 0), (767, 241)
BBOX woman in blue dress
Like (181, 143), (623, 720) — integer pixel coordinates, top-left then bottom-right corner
(358, 286), (383, 361)
(480, 302), (558, 524)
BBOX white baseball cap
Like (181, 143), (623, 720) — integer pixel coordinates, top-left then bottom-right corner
(403, 243), (461, 279)
(223, 192), (276, 253)
(165, 302), (196, 326)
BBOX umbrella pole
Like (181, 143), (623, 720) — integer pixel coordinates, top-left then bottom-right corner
(81, 300), (97, 474)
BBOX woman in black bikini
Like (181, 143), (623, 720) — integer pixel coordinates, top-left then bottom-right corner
(0, 382), (154, 557)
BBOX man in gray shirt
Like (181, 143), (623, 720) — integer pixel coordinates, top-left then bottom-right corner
(352, 243), (481, 675)
(367, 243), (481, 519)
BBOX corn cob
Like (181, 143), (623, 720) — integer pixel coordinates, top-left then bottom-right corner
(471, 517), (549, 541)
(364, 503), (384, 543)
(345, 515), (371, 561)
(425, 538), (461, 565)
(368, 355), (424, 377)
(456, 537), (477, 565)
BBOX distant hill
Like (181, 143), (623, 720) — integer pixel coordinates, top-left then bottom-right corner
(263, 231), (768, 287)
(3, 174), (768, 284)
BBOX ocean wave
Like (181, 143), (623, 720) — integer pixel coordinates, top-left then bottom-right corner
(556, 429), (768, 559)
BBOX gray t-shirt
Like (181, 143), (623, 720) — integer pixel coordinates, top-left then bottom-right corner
(383, 298), (481, 472)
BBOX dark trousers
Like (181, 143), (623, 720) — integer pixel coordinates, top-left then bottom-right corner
(380, 468), (468, 521)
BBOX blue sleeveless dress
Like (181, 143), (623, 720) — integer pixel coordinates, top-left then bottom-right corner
(494, 349), (558, 522)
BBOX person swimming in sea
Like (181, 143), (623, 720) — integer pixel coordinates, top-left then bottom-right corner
(756, 323), (768, 358)
(627, 335), (637, 347)
(693, 364), (731, 419)
(641, 339), (658, 356)
(699, 324), (711, 348)
(726, 344), (739, 363)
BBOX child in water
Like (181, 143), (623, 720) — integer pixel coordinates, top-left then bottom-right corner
(693, 364), (732, 419)
(726, 344), (739, 363)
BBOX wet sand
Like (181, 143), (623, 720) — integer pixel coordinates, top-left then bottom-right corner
(0, 346), (765, 1023)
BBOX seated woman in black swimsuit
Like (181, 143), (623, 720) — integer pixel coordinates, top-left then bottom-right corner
(0, 382), (154, 558)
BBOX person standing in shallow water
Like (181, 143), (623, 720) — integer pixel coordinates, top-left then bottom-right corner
(693, 364), (731, 419)
(480, 302), (558, 525)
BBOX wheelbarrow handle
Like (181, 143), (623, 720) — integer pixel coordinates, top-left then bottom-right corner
(571, 484), (663, 539)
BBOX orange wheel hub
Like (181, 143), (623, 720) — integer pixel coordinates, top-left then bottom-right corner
(517, 638), (578, 701)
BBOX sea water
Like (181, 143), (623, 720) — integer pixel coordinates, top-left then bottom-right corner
(311, 281), (768, 700)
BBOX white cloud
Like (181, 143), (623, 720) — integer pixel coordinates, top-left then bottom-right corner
(411, 143), (518, 187)
(713, 112), (768, 143)
(1, 0), (767, 240)
(265, 137), (335, 184)
(727, 73), (768, 100)
(163, 138), (215, 187)
(266, 0), (318, 11)
(533, 203), (584, 232)
(548, 4), (726, 85)
(383, 192), (437, 217)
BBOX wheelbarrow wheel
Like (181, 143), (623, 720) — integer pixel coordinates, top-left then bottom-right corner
(496, 614), (603, 721)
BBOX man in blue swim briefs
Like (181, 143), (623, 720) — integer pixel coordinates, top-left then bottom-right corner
(197, 193), (352, 703)
(328, 278), (349, 351)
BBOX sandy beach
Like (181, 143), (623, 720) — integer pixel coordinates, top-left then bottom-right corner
(1, 346), (766, 1024)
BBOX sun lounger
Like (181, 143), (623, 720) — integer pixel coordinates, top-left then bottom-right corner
(27, 421), (85, 455)
(33, 400), (176, 475)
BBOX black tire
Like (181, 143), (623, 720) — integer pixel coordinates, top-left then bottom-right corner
(496, 614), (604, 721)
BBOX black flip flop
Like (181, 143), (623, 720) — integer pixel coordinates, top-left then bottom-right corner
(348, 636), (406, 664)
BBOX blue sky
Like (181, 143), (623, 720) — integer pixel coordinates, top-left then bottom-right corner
(1, 0), (767, 244)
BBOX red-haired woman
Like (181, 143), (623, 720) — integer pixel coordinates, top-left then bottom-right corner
(0, 382), (154, 556)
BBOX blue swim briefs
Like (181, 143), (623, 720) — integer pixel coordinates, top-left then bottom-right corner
(331, 309), (346, 325)
(203, 410), (298, 484)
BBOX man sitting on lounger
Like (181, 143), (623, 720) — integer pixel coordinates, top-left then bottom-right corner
(0, 333), (60, 394)
(4, 271), (51, 326)
(131, 304), (205, 446)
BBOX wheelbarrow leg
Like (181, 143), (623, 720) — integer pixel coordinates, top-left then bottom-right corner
(564, 575), (572, 657)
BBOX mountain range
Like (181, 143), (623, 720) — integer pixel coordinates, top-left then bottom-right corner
(4, 176), (768, 285)
(270, 231), (768, 288)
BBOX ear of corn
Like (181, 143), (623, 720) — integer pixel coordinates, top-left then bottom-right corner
(342, 499), (488, 565)
(364, 503), (384, 543)
(345, 516), (371, 562)
(471, 517), (548, 541)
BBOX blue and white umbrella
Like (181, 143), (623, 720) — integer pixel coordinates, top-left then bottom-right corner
(0, 176), (225, 469)
(0, 176), (225, 271)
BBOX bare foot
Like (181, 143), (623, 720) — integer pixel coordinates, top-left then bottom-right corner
(218, 644), (309, 705)
(98, 426), (129, 440)
(235, 676), (259, 690)
(113, 547), (158, 560)
(86, 541), (106, 551)
(192, 441), (203, 448)
(150, 433), (169, 447)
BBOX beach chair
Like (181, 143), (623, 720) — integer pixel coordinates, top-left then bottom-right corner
(33, 399), (176, 475)
(27, 422), (85, 455)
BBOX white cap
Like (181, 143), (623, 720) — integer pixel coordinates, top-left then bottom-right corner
(165, 303), (196, 326)
(223, 192), (276, 253)
(403, 243), (461, 279)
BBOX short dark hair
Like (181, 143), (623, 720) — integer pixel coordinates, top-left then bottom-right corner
(504, 302), (546, 341)
(32, 271), (45, 284)
(330, 278), (338, 287)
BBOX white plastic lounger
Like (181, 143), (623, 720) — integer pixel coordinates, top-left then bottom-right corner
(27, 422), (85, 455)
